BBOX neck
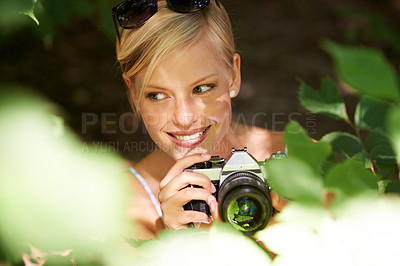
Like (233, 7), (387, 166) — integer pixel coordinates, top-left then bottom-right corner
(211, 123), (243, 158)
(138, 148), (175, 182)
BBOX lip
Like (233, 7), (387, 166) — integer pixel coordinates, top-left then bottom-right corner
(167, 125), (211, 148)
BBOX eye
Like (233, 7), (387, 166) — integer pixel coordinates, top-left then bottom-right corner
(193, 84), (214, 94)
(146, 92), (167, 101)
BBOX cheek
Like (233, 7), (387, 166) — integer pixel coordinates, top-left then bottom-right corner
(203, 93), (232, 122)
(140, 106), (168, 133)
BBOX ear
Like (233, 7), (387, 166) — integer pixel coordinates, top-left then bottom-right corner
(229, 53), (241, 98)
(123, 73), (138, 107)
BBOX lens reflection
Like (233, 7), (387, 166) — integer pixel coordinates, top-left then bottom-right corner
(226, 195), (263, 232)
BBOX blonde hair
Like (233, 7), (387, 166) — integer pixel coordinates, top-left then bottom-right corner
(116, 0), (235, 114)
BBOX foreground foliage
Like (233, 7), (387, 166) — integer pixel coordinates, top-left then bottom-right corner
(1, 1), (400, 265)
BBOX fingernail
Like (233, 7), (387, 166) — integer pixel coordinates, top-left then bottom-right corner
(210, 201), (216, 213)
(207, 195), (216, 213)
(201, 219), (212, 224)
(202, 154), (211, 159)
(211, 183), (216, 193)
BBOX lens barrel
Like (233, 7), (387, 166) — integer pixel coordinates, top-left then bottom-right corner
(218, 172), (272, 235)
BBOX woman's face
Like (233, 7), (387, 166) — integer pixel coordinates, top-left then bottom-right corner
(129, 37), (241, 160)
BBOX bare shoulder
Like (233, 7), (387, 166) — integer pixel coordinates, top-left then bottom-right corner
(124, 152), (166, 239)
(233, 123), (285, 161)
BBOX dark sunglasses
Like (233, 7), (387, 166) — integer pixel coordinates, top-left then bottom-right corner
(112, 0), (220, 41)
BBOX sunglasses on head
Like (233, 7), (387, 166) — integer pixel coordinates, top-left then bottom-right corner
(112, 0), (220, 41)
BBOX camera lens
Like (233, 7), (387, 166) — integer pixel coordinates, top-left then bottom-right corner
(224, 188), (269, 232)
(218, 172), (272, 235)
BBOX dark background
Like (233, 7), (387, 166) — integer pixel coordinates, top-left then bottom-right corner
(1, 0), (400, 161)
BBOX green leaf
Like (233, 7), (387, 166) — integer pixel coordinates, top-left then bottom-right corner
(355, 96), (393, 131)
(284, 121), (332, 173)
(325, 159), (378, 196)
(352, 151), (373, 169)
(387, 106), (400, 164)
(375, 164), (396, 180)
(369, 142), (397, 165)
(266, 157), (324, 204)
(0, 87), (131, 260)
(20, 8), (39, 25)
(386, 179), (400, 194)
(0, 0), (36, 27)
(299, 77), (349, 121)
(365, 130), (397, 179)
(320, 131), (364, 157)
(322, 40), (400, 101)
(365, 129), (393, 149)
(134, 223), (272, 265)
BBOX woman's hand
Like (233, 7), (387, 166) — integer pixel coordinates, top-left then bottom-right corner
(270, 191), (289, 213)
(265, 191), (289, 227)
(158, 154), (220, 230)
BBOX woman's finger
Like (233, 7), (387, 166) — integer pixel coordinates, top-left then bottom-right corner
(160, 154), (211, 189)
(162, 186), (213, 208)
(158, 171), (216, 202)
(270, 191), (289, 212)
(207, 195), (221, 222)
(164, 210), (212, 230)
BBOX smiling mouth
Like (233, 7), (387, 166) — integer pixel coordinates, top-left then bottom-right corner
(167, 125), (211, 148)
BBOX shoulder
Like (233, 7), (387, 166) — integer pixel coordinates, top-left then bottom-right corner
(124, 153), (165, 239)
(233, 123), (285, 161)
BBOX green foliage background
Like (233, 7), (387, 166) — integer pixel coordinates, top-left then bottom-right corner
(1, 0), (400, 265)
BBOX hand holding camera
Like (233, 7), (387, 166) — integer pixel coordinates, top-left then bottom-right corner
(158, 154), (219, 230)
(184, 148), (286, 235)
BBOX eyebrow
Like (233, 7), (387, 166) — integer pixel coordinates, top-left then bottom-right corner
(191, 74), (219, 87)
(146, 74), (219, 90)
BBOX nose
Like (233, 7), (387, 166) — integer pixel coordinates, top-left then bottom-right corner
(171, 96), (198, 128)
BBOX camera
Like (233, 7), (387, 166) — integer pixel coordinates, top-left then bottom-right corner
(183, 147), (286, 235)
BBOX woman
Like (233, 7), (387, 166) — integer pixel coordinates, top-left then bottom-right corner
(113, 0), (285, 239)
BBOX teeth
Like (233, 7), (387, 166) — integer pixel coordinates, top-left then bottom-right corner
(173, 128), (207, 141)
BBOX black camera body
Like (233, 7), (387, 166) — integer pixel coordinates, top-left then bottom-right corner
(183, 147), (286, 235)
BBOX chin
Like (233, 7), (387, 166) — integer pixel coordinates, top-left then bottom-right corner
(168, 146), (211, 161)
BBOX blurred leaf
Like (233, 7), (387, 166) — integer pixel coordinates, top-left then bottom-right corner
(258, 222), (319, 259)
(124, 238), (149, 249)
(134, 223), (272, 266)
(266, 157), (324, 204)
(262, 195), (400, 266)
(376, 164), (396, 180)
(320, 153), (339, 176)
(320, 131), (364, 158)
(322, 40), (400, 101)
(284, 121), (332, 174)
(387, 105), (400, 164)
(19, 8), (39, 25)
(365, 129), (394, 150)
(0, 86), (132, 261)
(265, 202), (329, 230)
(369, 143), (397, 165)
(299, 77), (349, 121)
(338, 6), (400, 55)
(325, 158), (378, 196)
(43, 255), (71, 265)
(386, 179), (400, 194)
(364, 129), (396, 177)
(0, 0), (35, 28)
(355, 96), (393, 131)
(352, 151), (373, 169)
